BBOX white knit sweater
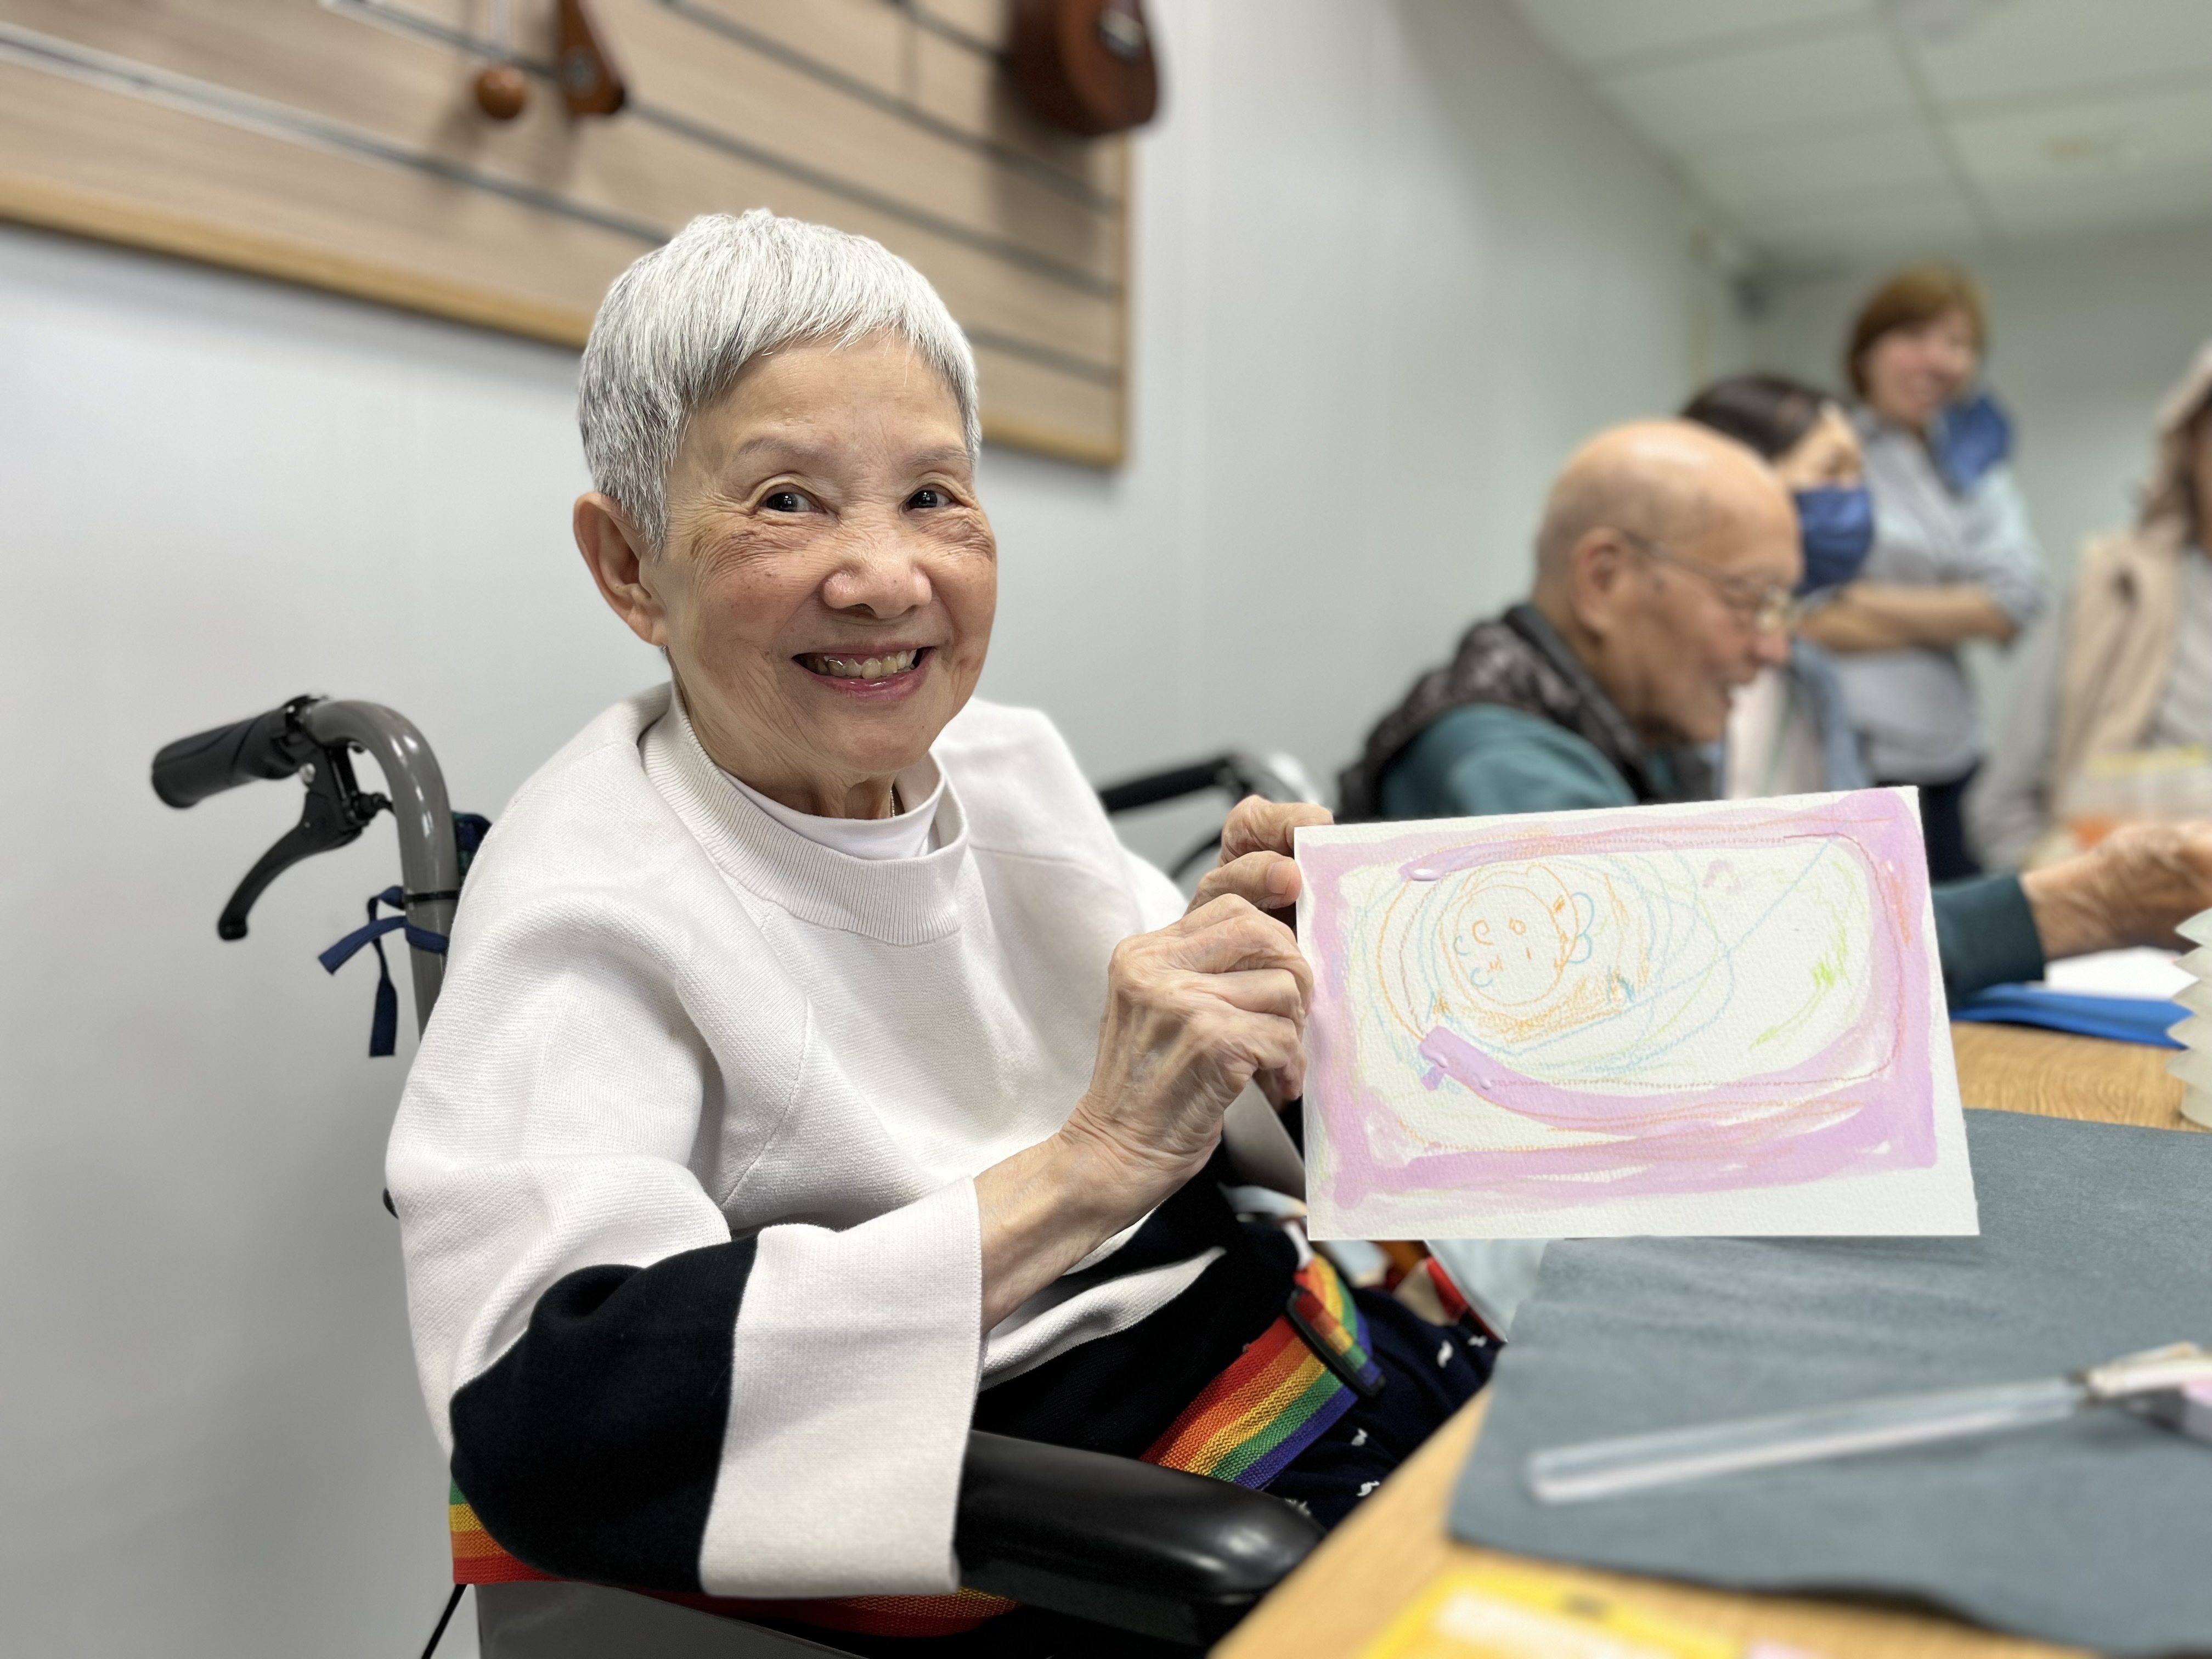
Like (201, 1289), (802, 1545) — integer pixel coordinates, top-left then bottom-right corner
(388, 685), (1299, 1600)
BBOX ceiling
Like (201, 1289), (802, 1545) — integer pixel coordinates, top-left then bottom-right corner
(1507, 0), (2212, 269)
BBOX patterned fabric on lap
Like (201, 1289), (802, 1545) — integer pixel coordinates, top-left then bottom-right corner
(1142, 1252), (1374, 1485)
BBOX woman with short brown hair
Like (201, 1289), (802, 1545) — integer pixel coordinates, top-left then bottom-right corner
(1798, 264), (2048, 879)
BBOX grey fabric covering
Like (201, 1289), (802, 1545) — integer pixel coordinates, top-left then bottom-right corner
(1451, 1110), (2212, 1656)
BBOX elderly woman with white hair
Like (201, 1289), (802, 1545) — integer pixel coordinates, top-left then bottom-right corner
(388, 210), (1487, 1646)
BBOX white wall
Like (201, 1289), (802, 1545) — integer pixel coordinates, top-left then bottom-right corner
(0, 4), (1730, 1654)
(988, 0), (1743, 821)
(1746, 218), (2212, 720)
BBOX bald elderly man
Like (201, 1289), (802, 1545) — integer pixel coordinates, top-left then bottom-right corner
(1344, 420), (2212, 1009)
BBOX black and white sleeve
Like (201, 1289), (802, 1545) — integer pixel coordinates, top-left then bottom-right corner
(389, 905), (982, 1598)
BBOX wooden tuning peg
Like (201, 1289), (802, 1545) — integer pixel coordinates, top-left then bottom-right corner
(473, 63), (528, 120)
(473, 0), (527, 121)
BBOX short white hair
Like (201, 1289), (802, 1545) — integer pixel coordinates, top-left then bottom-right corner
(578, 209), (980, 550)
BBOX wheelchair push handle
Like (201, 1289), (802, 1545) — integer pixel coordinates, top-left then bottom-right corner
(150, 696), (461, 1031)
(151, 699), (317, 809)
(1097, 750), (1327, 882)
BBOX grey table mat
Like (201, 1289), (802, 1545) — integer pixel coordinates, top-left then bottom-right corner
(1450, 1110), (2212, 1657)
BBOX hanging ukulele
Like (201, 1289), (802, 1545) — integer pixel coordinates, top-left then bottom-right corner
(1009, 0), (1161, 136)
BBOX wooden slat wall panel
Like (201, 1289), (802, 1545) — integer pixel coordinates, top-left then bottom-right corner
(971, 340), (1122, 465)
(20, 0), (1116, 278)
(0, 61), (634, 320)
(0, 0), (1126, 464)
(916, 0), (1008, 49)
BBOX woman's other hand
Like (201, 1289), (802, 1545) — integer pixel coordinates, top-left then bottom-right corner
(2022, 820), (2212, 962)
(1189, 795), (1334, 919)
(974, 893), (1312, 1326)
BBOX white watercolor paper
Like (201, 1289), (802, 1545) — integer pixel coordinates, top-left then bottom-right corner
(1294, 789), (1978, 1240)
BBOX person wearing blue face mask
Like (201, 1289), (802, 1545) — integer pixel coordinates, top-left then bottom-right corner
(1680, 373), (1875, 798)
(1796, 477), (1878, 590)
(1797, 266), (2049, 881)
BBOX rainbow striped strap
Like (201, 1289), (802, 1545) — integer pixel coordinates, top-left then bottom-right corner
(448, 1253), (1375, 1634)
(1141, 1250), (1380, 1488)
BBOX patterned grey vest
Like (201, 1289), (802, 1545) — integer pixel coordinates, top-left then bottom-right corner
(1336, 603), (1713, 821)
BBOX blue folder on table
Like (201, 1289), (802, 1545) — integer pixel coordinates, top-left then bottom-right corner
(1952, 983), (2185, 1047)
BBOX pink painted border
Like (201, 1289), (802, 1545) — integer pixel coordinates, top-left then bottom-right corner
(1300, 793), (1935, 1221)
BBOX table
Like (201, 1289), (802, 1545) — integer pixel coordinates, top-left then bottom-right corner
(1215, 1024), (2204, 1659)
(1950, 1020), (2198, 1131)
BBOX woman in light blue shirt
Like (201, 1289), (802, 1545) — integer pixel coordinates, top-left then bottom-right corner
(1800, 266), (2047, 879)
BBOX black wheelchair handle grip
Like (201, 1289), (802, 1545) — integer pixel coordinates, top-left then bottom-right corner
(150, 703), (308, 809)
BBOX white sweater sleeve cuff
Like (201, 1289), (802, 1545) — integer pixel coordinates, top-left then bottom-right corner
(698, 1179), (984, 1596)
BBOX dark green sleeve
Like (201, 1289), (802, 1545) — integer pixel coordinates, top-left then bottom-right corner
(1378, 704), (1637, 819)
(1931, 873), (2046, 1005)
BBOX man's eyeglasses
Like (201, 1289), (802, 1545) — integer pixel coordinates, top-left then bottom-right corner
(1619, 530), (1799, 636)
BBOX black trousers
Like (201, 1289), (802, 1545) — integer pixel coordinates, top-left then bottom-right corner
(1266, 1284), (1494, 1527)
(1883, 765), (1982, 882)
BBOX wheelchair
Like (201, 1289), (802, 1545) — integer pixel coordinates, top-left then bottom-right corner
(151, 698), (1334, 1658)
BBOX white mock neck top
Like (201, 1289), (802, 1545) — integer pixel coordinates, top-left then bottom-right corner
(675, 682), (949, 861)
(386, 682), (1302, 1612)
(728, 762), (944, 861)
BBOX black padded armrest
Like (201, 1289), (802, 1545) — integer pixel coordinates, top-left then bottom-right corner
(954, 1430), (1323, 1646)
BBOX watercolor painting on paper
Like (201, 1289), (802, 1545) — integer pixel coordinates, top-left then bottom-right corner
(1294, 790), (1978, 1241)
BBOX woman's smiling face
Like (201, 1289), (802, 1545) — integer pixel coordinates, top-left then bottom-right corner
(578, 333), (996, 818)
(1861, 306), (1980, 434)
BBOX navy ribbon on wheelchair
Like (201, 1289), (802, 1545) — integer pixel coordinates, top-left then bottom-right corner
(319, 887), (449, 1057)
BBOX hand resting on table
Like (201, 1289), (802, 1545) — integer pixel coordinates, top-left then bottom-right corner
(2023, 820), (2212, 964)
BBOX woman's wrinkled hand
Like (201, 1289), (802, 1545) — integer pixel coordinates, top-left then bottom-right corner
(2023, 820), (2212, 961)
(1188, 795), (1334, 920)
(1060, 893), (1314, 1214)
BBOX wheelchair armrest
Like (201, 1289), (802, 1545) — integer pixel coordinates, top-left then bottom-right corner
(955, 1430), (1323, 1647)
